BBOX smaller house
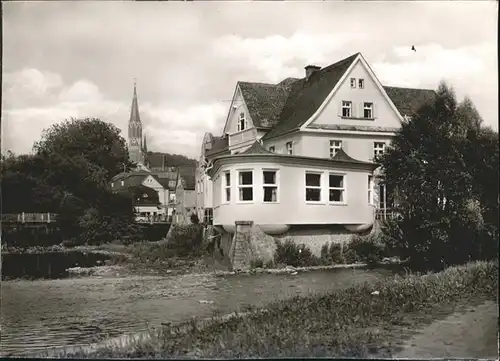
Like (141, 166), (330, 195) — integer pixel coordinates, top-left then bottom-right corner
(111, 167), (196, 223)
(115, 184), (162, 219)
(111, 171), (173, 220)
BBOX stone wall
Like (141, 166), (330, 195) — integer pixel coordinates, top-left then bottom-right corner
(214, 223), (380, 271)
(273, 225), (356, 257)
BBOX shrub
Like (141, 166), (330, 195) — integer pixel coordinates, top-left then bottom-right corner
(347, 234), (385, 264)
(264, 259), (275, 269)
(166, 224), (204, 257)
(190, 213), (200, 224)
(250, 258), (264, 269)
(320, 242), (344, 265)
(273, 239), (319, 267)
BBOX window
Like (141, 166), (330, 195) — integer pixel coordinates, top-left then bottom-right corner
(223, 171), (231, 203)
(368, 175), (374, 204)
(111, 182), (114, 188)
(121, 180), (124, 186)
(364, 102), (373, 118)
(263, 170), (278, 202)
(238, 171), (253, 201)
(373, 142), (386, 158)
(329, 140), (342, 158)
(269, 146), (275, 152)
(286, 142), (293, 155)
(342, 101), (352, 117)
(237, 112), (246, 131)
(358, 79), (365, 89)
(329, 174), (345, 203)
(305, 172), (322, 202)
(350, 78), (356, 88)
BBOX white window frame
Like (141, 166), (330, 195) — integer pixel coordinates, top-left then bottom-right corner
(286, 142), (293, 155)
(350, 78), (357, 88)
(328, 173), (346, 204)
(329, 140), (342, 158)
(222, 170), (231, 204)
(237, 169), (254, 203)
(363, 102), (373, 119)
(368, 175), (374, 205)
(373, 142), (386, 158)
(237, 112), (246, 132)
(342, 101), (352, 118)
(358, 79), (364, 89)
(305, 171), (323, 203)
(262, 169), (279, 203)
(269, 146), (275, 152)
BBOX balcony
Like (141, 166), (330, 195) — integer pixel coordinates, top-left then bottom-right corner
(228, 128), (258, 148)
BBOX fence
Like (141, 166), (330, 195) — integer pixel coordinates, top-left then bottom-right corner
(1, 213), (58, 223)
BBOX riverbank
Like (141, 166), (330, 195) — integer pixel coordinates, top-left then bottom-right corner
(52, 260), (497, 358)
(2, 266), (398, 356)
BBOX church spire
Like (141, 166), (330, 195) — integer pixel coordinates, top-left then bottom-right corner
(129, 78), (141, 125)
(143, 133), (148, 153)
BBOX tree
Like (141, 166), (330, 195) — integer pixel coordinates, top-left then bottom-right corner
(34, 117), (135, 181)
(378, 81), (498, 270)
(2, 118), (139, 246)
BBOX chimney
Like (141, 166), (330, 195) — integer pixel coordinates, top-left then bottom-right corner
(305, 65), (321, 80)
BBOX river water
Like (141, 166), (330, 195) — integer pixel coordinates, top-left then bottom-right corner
(1, 267), (399, 356)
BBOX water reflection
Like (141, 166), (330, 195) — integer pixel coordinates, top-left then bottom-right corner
(1, 267), (399, 356)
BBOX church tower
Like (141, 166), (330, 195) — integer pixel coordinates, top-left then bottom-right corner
(128, 80), (145, 165)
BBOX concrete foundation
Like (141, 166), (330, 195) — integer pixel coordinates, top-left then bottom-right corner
(213, 221), (388, 271)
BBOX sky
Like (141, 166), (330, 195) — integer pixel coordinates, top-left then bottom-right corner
(2, 1), (498, 159)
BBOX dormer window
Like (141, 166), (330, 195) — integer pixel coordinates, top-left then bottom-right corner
(342, 101), (352, 117)
(350, 78), (356, 88)
(237, 112), (246, 132)
(286, 142), (293, 155)
(269, 146), (275, 152)
(358, 79), (365, 89)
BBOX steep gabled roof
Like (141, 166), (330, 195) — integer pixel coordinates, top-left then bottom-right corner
(239, 81), (294, 128)
(383, 86), (437, 117)
(262, 53), (360, 140)
(205, 136), (230, 157)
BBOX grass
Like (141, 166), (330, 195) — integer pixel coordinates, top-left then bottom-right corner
(51, 260), (498, 358)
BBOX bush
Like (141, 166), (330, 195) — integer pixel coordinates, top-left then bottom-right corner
(165, 224), (204, 257)
(190, 213), (200, 224)
(273, 239), (319, 267)
(250, 258), (264, 269)
(264, 259), (275, 269)
(347, 234), (385, 264)
(320, 242), (344, 265)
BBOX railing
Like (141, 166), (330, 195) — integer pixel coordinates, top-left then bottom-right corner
(1, 213), (58, 223)
(375, 208), (398, 221)
(228, 128), (258, 147)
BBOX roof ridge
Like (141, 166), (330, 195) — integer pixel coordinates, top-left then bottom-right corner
(383, 85), (436, 92)
(238, 80), (277, 87)
(312, 52), (360, 75)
